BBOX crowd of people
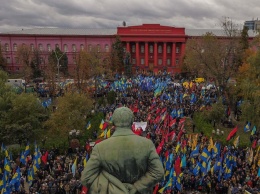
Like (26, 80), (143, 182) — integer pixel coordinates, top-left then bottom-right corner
(1, 71), (259, 194)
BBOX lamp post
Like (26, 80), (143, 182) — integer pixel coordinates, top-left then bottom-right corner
(54, 50), (66, 88)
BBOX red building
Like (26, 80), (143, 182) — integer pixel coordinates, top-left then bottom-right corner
(0, 24), (256, 74)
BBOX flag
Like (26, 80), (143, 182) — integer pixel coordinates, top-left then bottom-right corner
(169, 118), (176, 127)
(233, 136), (240, 148)
(190, 145), (200, 158)
(9, 167), (21, 186)
(251, 126), (257, 135)
(86, 121), (91, 130)
(27, 168), (34, 183)
(72, 157), (77, 177)
(81, 186), (88, 194)
(102, 122), (109, 130)
(258, 167), (260, 177)
(99, 119), (104, 129)
(175, 156), (181, 176)
(4, 158), (11, 173)
(200, 147), (211, 162)
(41, 151), (48, 165)
(244, 122), (251, 132)
(193, 163), (200, 176)
(181, 154), (186, 168)
(156, 140), (164, 155)
(83, 153), (89, 168)
(208, 137), (214, 152)
(176, 173), (183, 191)
(226, 126), (238, 141)
(106, 129), (111, 138)
(24, 142), (30, 156)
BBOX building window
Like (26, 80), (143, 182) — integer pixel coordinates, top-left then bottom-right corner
(132, 45), (136, 53)
(167, 58), (171, 65)
(38, 44), (43, 51)
(132, 58), (136, 64)
(64, 44), (68, 52)
(141, 58), (144, 65)
(72, 44), (76, 52)
(73, 56), (76, 64)
(80, 44), (84, 51)
(88, 44), (92, 52)
(176, 59), (179, 65)
(97, 44), (101, 52)
(13, 44), (17, 51)
(105, 44), (109, 52)
(167, 46), (171, 53)
(6, 57), (11, 63)
(158, 45), (162, 53)
(5, 44), (9, 51)
(30, 44), (34, 51)
(158, 58), (162, 65)
(176, 47), (180, 53)
(47, 44), (51, 52)
(140, 45), (144, 53)
(149, 45), (153, 53)
(16, 67), (20, 71)
(40, 57), (44, 64)
(15, 57), (19, 64)
(55, 44), (59, 49)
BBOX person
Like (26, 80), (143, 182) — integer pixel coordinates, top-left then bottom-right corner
(81, 107), (164, 194)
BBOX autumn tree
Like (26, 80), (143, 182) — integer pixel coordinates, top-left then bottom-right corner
(0, 44), (7, 71)
(184, 18), (245, 110)
(16, 44), (33, 81)
(44, 92), (93, 139)
(236, 48), (260, 126)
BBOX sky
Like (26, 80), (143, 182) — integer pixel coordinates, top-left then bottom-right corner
(0, 0), (260, 32)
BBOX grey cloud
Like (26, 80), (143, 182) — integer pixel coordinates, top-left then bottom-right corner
(0, 0), (260, 33)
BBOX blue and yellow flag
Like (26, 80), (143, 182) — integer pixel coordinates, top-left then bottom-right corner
(86, 121), (91, 130)
(244, 122), (251, 132)
(9, 167), (21, 186)
(251, 126), (257, 135)
(4, 158), (11, 173)
(71, 157), (77, 177)
(24, 143), (30, 156)
(200, 147), (211, 162)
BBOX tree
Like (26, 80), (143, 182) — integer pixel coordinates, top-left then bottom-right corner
(44, 92), (93, 139)
(71, 50), (92, 92)
(0, 70), (48, 144)
(16, 44), (33, 81)
(0, 44), (7, 71)
(30, 49), (43, 78)
(109, 36), (125, 72)
(240, 26), (249, 50)
(236, 48), (260, 127)
(184, 18), (244, 109)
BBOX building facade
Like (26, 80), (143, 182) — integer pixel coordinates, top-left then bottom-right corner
(0, 24), (257, 74)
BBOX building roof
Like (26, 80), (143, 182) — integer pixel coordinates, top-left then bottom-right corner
(1, 27), (258, 37)
(1, 28), (117, 36)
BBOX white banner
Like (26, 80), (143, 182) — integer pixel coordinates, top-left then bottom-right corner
(133, 122), (147, 131)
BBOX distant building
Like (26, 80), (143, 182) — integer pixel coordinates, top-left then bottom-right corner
(0, 24), (257, 74)
(244, 19), (260, 31)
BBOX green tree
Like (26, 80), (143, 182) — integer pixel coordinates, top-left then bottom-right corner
(0, 44), (7, 71)
(44, 92), (93, 139)
(240, 26), (249, 50)
(0, 70), (48, 144)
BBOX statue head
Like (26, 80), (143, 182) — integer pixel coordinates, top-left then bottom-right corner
(112, 107), (134, 128)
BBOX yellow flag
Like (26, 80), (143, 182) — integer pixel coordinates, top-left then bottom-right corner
(208, 137), (214, 151)
(98, 131), (105, 138)
(106, 129), (111, 138)
(233, 136), (240, 148)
